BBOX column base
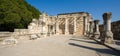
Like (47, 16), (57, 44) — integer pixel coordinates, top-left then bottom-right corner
(103, 31), (115, 44)
(65, 32), (69, 35)
(88, 32), (94, 38)
(56, 33), (59, 35)
(94, 32), (100, 39)
(104, 38), (115, 44)
(73, 32), (77, 35)
(84, 32), (87, 36)
(94, 34), (100, 39)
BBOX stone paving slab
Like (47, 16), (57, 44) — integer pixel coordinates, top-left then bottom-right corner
(94, 39), (120, 53)
(0, 35), (119, 56)
(105, 43), (120, 52)
(105, 40), (120, 51)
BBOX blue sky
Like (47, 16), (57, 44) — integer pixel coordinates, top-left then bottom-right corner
(26, 0), (120, 24)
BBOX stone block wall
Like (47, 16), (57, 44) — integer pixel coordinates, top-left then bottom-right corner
(0, 32), (12, 41)
(111, 20), (120, 40)
(14, 29), (29, 35)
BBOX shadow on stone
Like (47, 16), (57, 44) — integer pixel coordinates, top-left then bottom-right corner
(69, 39), (98, 45)
(71, 36), (90, 39)
(69, 43), (120, 56)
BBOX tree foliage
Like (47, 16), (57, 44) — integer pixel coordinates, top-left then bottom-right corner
(0, 0), (40, 31)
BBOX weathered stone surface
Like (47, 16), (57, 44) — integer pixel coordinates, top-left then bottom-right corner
(89, 21), (94, 38)
(2, 37), (17, 45)
(58, 12), (92, 36)
(100, 20), (120, 40)
(102, 12), (114, 44)
(30, 34), (39, 40)
(102, 31), (114, 44)
(0, 12), (93, 42)
(93, 20), (100, 39)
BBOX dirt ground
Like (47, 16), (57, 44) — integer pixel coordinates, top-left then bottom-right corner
(0, 35), (119, 56)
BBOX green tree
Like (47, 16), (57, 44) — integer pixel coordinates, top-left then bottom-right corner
(0, 0), (41, 31)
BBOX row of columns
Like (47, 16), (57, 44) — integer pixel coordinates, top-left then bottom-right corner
(56, 17), (77, 35)
(56, 12), (114, 44)
(88, 12), (114, 44)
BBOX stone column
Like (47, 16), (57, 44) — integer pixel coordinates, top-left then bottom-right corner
(56, 18), (59, 35)
(86, 21), (90, 36)
(89, 21), (94, 37)
(52, 25), (55, 35)
(102, 12), (114, 44)
(93, 20), (100, 39)
(65, 18), (69, 35)
(73, 17), (77, 35)
(47, 25), (50, 36)
(87, 22), (90, 33)
(83, 16), (87, 35)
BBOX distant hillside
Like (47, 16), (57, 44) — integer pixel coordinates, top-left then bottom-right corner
(0, 0), (41, 31)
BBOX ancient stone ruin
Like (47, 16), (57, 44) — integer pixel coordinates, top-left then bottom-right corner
(101, 12), (114, 44)
(0, 12), (117, 44)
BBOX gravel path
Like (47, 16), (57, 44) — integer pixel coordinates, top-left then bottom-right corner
(0, 35), (119, 56)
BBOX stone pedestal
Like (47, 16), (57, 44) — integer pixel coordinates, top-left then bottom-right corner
(102, 12), (114, 44)
(93, 20), (100, 39)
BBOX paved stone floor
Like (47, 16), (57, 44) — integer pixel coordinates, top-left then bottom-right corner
(0, 35), (119, 56)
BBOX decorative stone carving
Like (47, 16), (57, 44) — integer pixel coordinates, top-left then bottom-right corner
(102, 12), (114, 44)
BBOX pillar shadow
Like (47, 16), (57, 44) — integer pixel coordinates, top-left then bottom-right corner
(71, 36), (90, 39)
(69, 43), (120, 56)
(69, 39), (98, 45)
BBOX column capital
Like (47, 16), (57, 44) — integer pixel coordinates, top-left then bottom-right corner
(103, 12), (112, 21)
(89, 21), (93, 24)
(94, 20), (99, 24)
(83, 16), (87, 19)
